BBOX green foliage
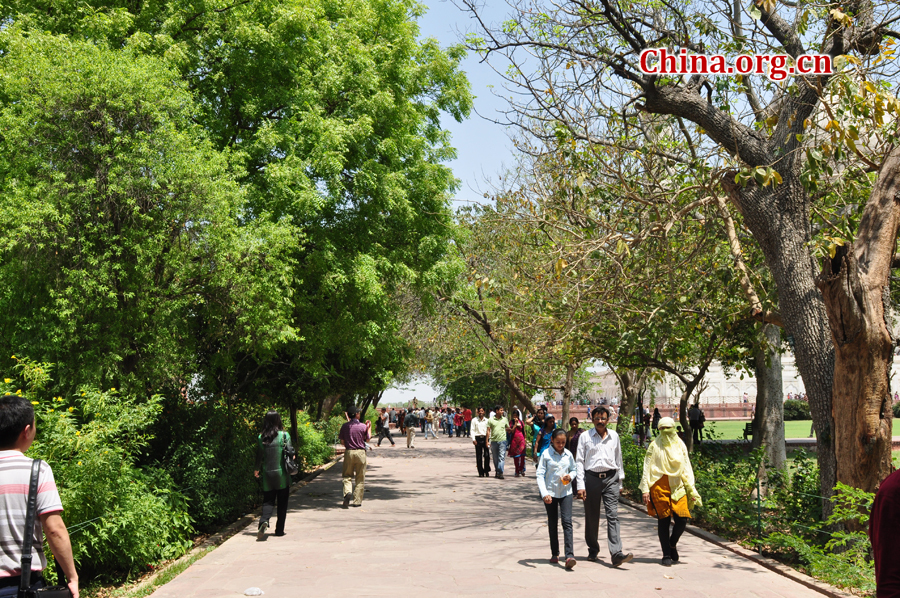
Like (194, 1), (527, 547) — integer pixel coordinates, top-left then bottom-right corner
(148, 397), (258, 533)
(0, 29), (296, 398)
(438, 374), (507, 409)
(767, 484), (875, 594)
(300, 412), (343, 468)
(893, 402), (900, 418)
(3, 362), (193, 579)
(784, 400), (812, 421)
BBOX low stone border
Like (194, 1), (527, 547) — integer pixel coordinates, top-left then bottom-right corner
(124, 456), (344, 596)
(618, 496), (856, 598)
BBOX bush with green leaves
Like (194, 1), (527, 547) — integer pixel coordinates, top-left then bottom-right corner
(148, 396), (259, 533)
(767, 484), (874, 594)
(3, 359), (193, 579)
(783, 399), (812, 421)
(893, 401), (900, 418)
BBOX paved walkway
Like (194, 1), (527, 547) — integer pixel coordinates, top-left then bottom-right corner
(151, 435), (831, 598)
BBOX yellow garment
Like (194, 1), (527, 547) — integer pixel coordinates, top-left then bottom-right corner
(639, 426), (701, 516)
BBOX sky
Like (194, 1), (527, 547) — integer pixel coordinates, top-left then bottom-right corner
(380, 0), (515, 405)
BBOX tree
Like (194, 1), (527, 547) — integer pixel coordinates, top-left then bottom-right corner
(4, 0), (474, 415)
(0, 30), (296, 397)
(461, 0), (900, 495)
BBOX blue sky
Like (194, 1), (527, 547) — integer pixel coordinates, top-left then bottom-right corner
(381, 0), (514, 405)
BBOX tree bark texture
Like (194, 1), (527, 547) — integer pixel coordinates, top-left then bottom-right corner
(561, 364), (575, 431)
(751, 323), (786, 472)
(728, 177), (837, 506)
(319, 393), (342, 421)
(613, 368), (641, 438)
(816, 147), (900, 493)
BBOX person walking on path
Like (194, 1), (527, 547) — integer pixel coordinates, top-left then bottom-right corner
(508, 411), (528, 477)
(255, 410), (295, 539)
(376, 408), (395, 447)
(651, 408), (661, 438)
(339, 406), (370, 508)
(471, 407), (492, 477)
(534, 414), (556, 463)
(0, 395), (80, 598)
(398, 409), (406, 436)
(870, 467), (900, 597)
(639, 417), (702, 567)
(463, 407), (473, 437)
(575, 406), (633, 567)
(454, 409), (463, 438)
(487, 406), (510, 479)
(404, 409), (418, 449)
(537, 429), (578, 570)
(424, 409), (438, 439)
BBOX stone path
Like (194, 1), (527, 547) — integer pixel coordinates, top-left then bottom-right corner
(150, 435), (833, 598)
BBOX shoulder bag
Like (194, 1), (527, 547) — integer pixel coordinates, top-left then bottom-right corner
(19, 459), (72, 598)
(281, 432), (299, 476)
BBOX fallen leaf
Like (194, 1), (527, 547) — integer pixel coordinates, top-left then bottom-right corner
(664, 575), (674, 579)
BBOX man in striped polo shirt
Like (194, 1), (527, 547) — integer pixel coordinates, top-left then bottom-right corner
(0, 395), (79, 597)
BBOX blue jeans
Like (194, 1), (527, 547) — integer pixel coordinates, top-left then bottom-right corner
(425, 423), (438, 439)
(491, 440), (507, 474)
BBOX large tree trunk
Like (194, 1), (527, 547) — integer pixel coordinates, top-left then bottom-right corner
(751, 323), (786, 472)
(561, 364), (575, 431)
(319, 393), (342, 421)
(816, 147), (900, 493)
(728, 177), (837, 510)
(614, 369), (641, 438)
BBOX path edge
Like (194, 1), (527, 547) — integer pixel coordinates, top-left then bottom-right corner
(618, 496), (856, 598)
(126, 455), (344, 597)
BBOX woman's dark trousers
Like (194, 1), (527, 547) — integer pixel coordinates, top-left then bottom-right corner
(262, 486), (290, 534)
(545, 494), (575, 559)
(658, 514), (688, 557)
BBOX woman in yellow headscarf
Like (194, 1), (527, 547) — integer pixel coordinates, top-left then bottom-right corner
(639, 417), (702, 566)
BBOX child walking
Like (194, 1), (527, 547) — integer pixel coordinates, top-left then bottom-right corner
(536, 429), (577, 569)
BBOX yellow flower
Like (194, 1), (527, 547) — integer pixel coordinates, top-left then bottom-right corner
(75, 431), (80, 436)
(111, 387), (115, 391)
(77, 461), (82, 465)
(68, 407), (75, 412)
(31, 401), (39, 405)
(48, 409), (53, 412)
(3, 378), (10, 384)
(10, 355), (15, 359)
(15, 390), (21, 395)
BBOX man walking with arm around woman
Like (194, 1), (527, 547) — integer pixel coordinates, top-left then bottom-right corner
(575, 406), (633, 567)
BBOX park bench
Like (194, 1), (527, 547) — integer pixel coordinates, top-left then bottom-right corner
(743, 423), (753, 440)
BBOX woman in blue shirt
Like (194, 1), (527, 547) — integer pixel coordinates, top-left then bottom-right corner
(536, 429), (577, 569)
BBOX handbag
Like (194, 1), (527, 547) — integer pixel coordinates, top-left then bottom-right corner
(281, 432), (299, 476)
(19, 459), (72, 598)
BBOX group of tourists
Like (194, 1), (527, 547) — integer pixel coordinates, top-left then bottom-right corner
(244, 400), (900, 597)
(530, 406), (700, 569)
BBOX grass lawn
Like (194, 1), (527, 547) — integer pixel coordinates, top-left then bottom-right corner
(704, 419), (900, 439)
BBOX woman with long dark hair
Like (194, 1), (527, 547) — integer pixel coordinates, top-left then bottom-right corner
(254, 410), (294, 540)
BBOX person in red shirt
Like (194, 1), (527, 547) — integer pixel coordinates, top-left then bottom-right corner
(454, 409), (464, 438)
(871, 468), (900, 597)
(463, 408), (473, 437)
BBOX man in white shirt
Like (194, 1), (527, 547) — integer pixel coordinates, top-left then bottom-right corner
(575, 406), (633, 567)
(470, 407), (491, 477)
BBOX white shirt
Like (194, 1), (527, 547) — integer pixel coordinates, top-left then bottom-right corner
(471, 416), (489, 437)
(536, 448), (577, 499)
(575, 427), (624, 489)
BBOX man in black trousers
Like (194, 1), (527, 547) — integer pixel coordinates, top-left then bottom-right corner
(470, 407), (491, 477)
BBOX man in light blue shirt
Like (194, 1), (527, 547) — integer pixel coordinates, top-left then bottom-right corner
(536, 429), (577, 569)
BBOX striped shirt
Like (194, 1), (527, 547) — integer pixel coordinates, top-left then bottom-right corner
(0, 451), (63, 577)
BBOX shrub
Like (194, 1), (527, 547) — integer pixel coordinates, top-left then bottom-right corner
(3, 360), (193, 579)
(783, 399), (811, 421)
(893, 401), (900, 418)
(149, 396), (258, 532)
(767, 483), (874, 594)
